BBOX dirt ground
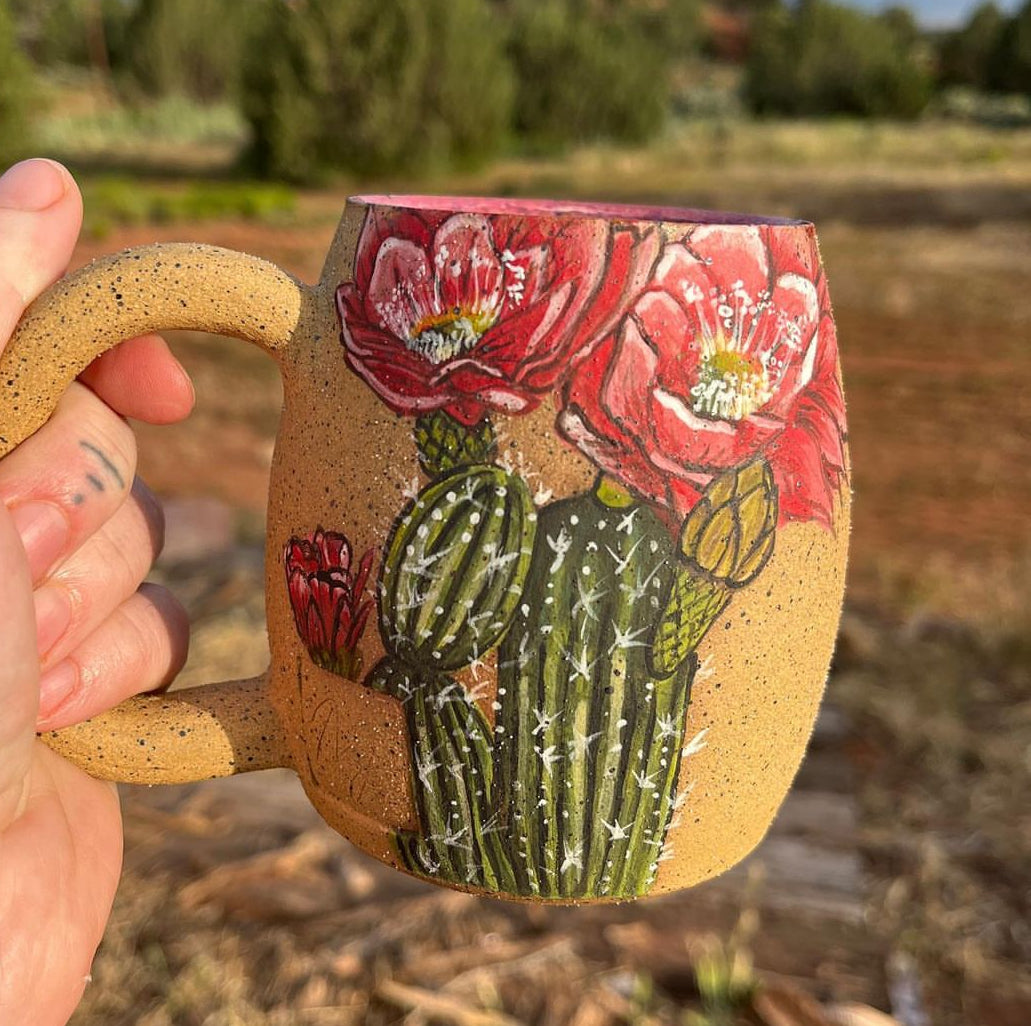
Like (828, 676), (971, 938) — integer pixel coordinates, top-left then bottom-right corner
(63, 140), (1031, 1026)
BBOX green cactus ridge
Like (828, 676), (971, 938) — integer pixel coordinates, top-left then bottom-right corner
(414, 409), (498, 476)
(379, 464), (537, 671)
(367, 657), (516, 891)
(495, 489), (703, 899)
(368, 460), (776, 898)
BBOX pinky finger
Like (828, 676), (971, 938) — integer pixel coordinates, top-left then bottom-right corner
(36, 582), (189, 732)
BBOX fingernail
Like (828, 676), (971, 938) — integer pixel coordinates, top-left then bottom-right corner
(8, 501), (70, 581)
(34, 584), (73, 658)
(0, 159), (69, 212)
(38, 660), (79, 720)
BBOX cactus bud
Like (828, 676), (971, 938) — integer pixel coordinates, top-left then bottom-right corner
(679, 457), (777, 588)
(414, 409), (498, 477)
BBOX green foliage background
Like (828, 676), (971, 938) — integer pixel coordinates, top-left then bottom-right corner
(745, 0), (932, 118)
(3, 0), (1031, 181)
(0, 1), (36, 166)
(242, 0), (514, 181)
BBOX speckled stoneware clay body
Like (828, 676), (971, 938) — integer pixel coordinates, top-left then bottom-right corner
(0, 197), (850, 902)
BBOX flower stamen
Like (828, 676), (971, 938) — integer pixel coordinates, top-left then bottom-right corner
(690, 332), (773, 421)
(408, 306), (498, 364)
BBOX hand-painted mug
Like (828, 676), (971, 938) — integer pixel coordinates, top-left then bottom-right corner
(0, 196), (849, 902)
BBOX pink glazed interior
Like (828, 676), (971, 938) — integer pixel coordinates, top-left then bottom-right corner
(351, 194), (810, 227)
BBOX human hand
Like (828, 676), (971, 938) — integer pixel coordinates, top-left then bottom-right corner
(0, 159), (195, 1026)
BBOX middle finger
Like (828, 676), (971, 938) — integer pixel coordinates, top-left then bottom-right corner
(35, 476), (164, 668)
(0, 380), (137, 582)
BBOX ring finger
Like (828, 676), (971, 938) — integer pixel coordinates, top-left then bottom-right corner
(37, 582), (189, 732)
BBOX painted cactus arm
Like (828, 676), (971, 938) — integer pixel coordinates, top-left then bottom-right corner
(378, 464), (537, 671)
(362, 460), (538, 889)
(653, 458), (778, 677)
(365, 657), (517, 891)
(491, 461), (778, 900)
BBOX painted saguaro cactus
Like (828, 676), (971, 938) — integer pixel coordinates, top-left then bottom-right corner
(278, 207), (850, 899)
(371, 440), (536, 889)
(495, 479), (686, 897)
(494, 461), (777, 899)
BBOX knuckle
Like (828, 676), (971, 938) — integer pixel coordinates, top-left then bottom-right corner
(53, 495), (162, 631)
(79, 518), (148, 604)
(111, 597), (164, 669)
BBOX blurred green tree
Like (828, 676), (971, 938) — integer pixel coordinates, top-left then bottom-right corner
(0, 0), (36, 166)
(242, 0), (512, 181)
(744, 0), (933, 118)
(9, 0), (128, 77)
(992, 1), (1031, 93)
(124, 0), (255, 101)
(879, 5), (921, 50)
(505, 0), (680, 151)
(939, 3), (1008, 90)
(421, 0), (515, 169)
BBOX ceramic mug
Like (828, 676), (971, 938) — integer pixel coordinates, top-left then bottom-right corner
(0, 196), (850, 902)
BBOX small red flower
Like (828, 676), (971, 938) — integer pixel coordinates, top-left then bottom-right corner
(284, 528), (375, 680)
(558, 224), (847, 528)
(336, 206), (660, 425)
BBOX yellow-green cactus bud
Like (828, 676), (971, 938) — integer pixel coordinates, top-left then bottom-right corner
(679, 457), (777, 588)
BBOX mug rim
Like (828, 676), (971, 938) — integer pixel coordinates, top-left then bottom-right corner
(348, 193), (813, 228)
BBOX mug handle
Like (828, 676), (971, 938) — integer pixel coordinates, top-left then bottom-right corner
(0, 242), (315, 783)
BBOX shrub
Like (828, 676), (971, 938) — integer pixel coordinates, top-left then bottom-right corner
(0, 1), (36, 167)
(123, 0), (254, 102)
(939, 3), (1008, 91)
(9, 0), (131, 72)
(992, 1), (1031, 95)
(505, 0), (673, 151)
(241, 0), (512, 182)
(744, 0), (933, 119)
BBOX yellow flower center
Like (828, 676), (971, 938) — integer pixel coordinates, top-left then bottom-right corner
(690, 333), (773, 422)
(408, 306), (498, 365)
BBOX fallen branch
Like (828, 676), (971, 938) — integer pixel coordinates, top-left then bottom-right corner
(376, 978), (526, 1026)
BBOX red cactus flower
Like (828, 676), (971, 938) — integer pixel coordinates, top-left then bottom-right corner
(284, 527), (375, 680)
(336, 204), (660, 426)
(558, 224), (847, 528)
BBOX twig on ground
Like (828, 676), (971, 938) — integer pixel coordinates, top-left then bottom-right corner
(377, 978), (526, 1026)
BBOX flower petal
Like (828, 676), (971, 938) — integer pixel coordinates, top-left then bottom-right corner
(366, 238), (437, 341)
(355, 208), (434, 294)
(431, 214), (505, 317)
(761, 272), (821, 416)
(570, 224), (663, 362)
(687, 225), (771, 304)
(768, 421), (837, 527)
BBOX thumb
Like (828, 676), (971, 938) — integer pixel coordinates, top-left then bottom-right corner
(0, 159), (82, 828)
(0, 158), (83, 349)
(0, 502), (40, 829)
